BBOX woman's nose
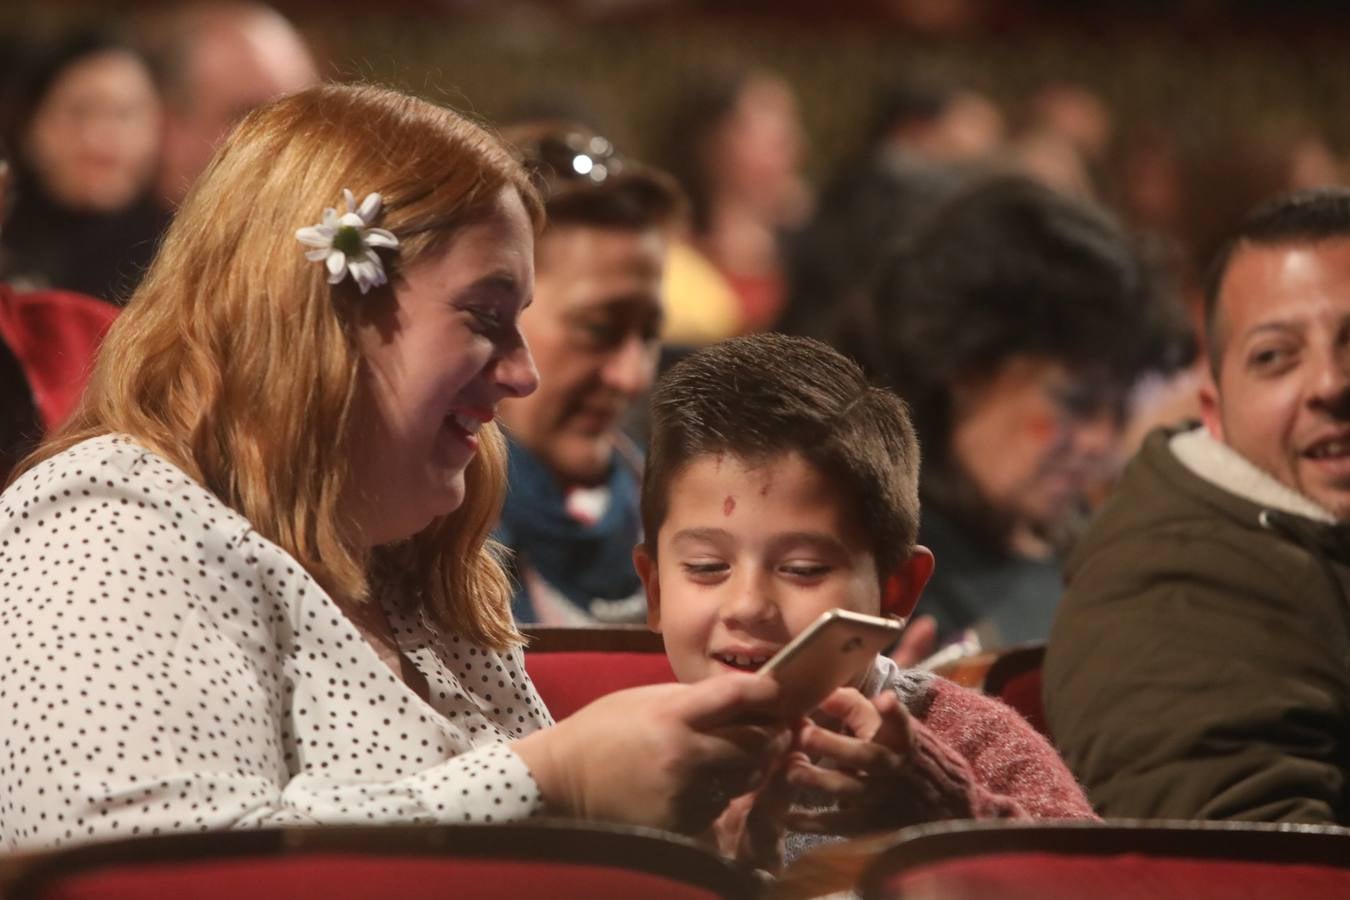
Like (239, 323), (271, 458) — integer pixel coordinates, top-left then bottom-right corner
(497, 341), (539, 399)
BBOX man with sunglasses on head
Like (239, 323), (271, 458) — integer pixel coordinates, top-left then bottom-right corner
(495, 124), (685, 625)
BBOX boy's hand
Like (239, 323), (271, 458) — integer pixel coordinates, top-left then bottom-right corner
(779, 688), (923, 835)
(888, 615), (938, 668)
(710, 750), (805, 874)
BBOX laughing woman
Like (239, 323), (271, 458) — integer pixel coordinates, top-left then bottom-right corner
(0, 84), (788, 851)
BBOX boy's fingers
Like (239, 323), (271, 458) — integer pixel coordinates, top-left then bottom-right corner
(870, 691), (916, 751)
(784, 759), (867, 797)
(797, 722), (903, 772)
(814, 688), (882, 739)
(750, 759), (798, 817)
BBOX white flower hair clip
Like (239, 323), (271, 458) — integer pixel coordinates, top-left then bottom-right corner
(295, 189), (400, 294)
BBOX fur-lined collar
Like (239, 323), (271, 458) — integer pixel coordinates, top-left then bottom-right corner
(1170, 426), (1337, 524)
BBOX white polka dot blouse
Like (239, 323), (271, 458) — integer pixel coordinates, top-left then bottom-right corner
(0, 435), (554, 851)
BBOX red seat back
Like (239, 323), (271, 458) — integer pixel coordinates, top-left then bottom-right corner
(859, 820), (1350, 900)
(526, 651), (678, 719)
(880, 851), (1350, 900)
(10, 822), (759, 900)
(522, 627), (676, 720)
(982, 643), (1048, 736)
(27, 855), (723, 900)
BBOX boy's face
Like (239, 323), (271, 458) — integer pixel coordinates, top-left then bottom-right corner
(637, 451), (908, 684)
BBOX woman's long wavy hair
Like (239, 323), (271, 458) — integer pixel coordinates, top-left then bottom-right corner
(14, 83), (543, 651)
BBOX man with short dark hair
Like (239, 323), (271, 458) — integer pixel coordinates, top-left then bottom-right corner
(495, 125), (684, 625)
(1046, 187), (1350, 824)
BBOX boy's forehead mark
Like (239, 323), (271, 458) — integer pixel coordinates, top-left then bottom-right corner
(723, 496), (735, 516)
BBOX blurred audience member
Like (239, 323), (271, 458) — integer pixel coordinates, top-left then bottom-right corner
(496, 123), (684, 625)
(778, 150), (959, 360)
(864, 176), (1193, 648)
(1004, 80), (1112, 201)
(1184, 122), (1343, 290)
(865, 78), (1005, 169)
(1027, 81), (1114, 168)
(1047, 188), (1350, 824)
(142, 1), (318, 209)
(777, 79), (1001, 356)
(1009, 127), (1096, 200)
(0, 155), (119, 481)
(1, 28), (162, 304)
(1116, 124), (1187, 242)
(660, 67), (808, 333)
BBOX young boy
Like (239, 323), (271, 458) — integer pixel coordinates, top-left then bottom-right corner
(633, 333), (1094, 865)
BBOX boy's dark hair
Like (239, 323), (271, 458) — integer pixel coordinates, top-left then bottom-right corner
(503, 121), (685, 232)
(1203, 187), (1350, 374)
(641, 333), (921, 579)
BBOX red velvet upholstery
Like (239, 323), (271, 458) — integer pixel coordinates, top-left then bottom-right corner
(522, 627), (676, 720)
(879, 851), (1350, 900)
(525, 650), (676, 720)
(995, 666), (1047, 736)
(860, 820), (1350, 900)
(9, 822), (759, 900)
(982, 643), (1048, 737)
(0, 285), (118, 432)
(28, 855), (724, 900)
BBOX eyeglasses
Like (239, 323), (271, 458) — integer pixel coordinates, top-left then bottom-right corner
(520, 128), (628, 189)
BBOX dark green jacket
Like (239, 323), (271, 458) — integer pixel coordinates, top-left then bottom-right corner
(1045, 426), (1350, 823)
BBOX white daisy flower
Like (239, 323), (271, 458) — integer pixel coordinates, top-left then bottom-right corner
(295, 189), (400, 294)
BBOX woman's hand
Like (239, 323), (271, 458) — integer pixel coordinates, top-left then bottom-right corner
(514, 673), (792, 834)
(780, 687), (928, 835)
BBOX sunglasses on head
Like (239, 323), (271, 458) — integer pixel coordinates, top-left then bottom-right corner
(521, 129), (628, 189)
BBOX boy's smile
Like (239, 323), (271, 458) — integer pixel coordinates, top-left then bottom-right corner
(637, 451), (894, 685)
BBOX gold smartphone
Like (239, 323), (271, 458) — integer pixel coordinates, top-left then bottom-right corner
(759, 609), (904, 717)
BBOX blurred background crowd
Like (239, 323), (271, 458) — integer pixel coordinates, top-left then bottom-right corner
(1, 0), (1347, 649)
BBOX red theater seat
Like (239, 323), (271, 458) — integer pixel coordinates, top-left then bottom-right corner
(523, 626), (676, 720)
(858, 819), (1350, 900)
(8, 821), (760, 900)
(982, 642), (1048, 737)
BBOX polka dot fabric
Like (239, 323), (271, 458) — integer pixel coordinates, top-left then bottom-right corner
(0, 435), (554, 851)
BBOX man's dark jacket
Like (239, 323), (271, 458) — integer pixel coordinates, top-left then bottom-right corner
(1045, 426), (1350, 823)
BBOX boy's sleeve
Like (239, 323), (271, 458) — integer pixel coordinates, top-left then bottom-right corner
(891, 679), (1097, 822)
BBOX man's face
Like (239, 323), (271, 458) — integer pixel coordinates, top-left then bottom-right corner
(1201, 238), (1350, 519)
(499, 224), (666, 484)
(158, 14), (317, 206)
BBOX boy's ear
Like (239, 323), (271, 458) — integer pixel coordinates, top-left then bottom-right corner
(881, 545), (934, 621)
(633, 543), (662, 631)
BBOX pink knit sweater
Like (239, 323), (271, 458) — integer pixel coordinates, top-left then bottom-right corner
(862, 656), (1096, 822)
